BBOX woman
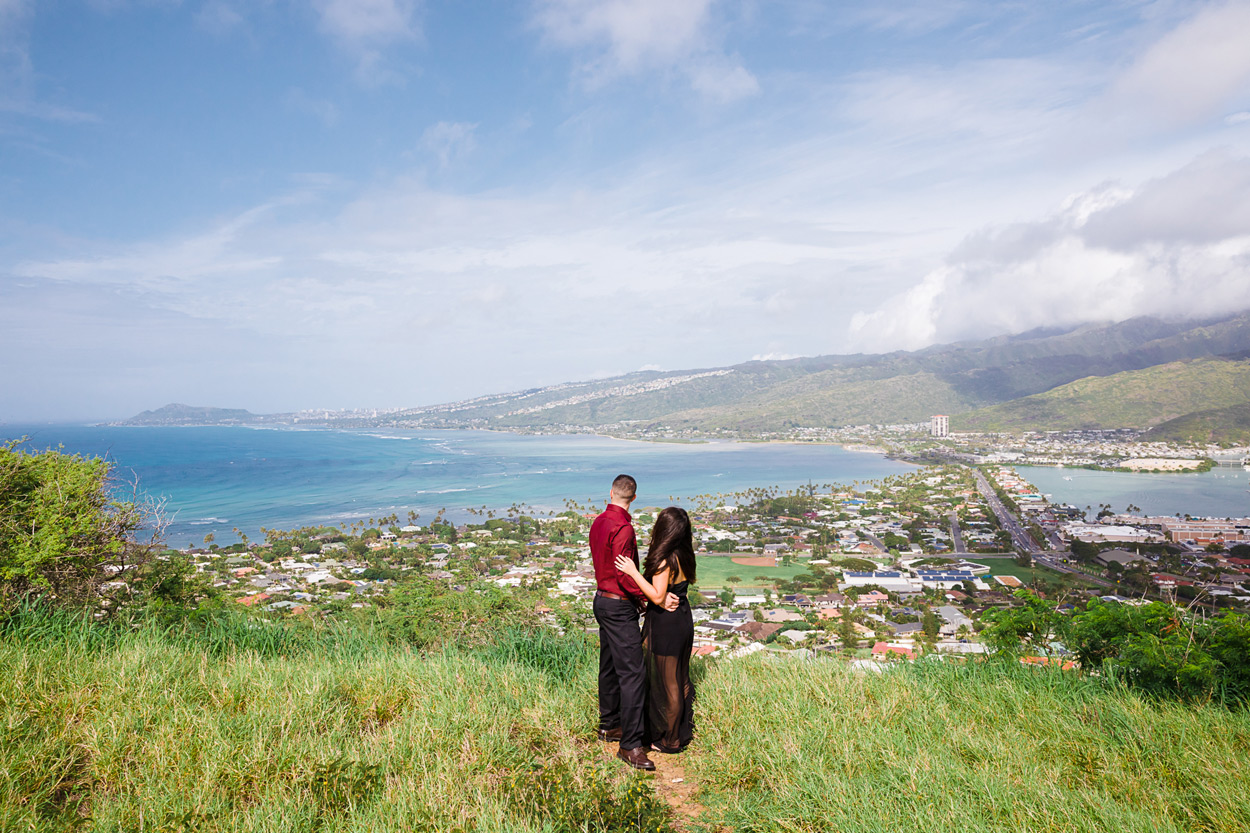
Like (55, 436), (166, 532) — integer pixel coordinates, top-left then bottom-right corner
(614, 506), (697, 753)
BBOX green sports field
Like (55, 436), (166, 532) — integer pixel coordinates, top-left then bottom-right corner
(694, 554), (814, 590)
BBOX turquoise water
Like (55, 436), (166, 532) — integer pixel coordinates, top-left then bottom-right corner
(5, 426), (915, 546)
(1020, 465), (1250, 519)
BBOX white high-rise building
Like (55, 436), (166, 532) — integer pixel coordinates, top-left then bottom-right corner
(930, 415), (949, 437)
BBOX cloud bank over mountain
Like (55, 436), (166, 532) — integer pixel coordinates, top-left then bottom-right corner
(851, 151), (1250, 350)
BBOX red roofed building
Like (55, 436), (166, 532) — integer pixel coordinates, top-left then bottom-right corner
(855, 590), (890, 607)
(872, 641), (915, 661)
(1020, 656), (1077, 671)
(237, 592), (271, 607)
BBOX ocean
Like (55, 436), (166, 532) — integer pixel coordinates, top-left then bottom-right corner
(5, 425), (916, 546)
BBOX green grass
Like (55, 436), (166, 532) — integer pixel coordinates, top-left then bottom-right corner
(6, 605), (1250, 832)
(962, 558), (1106, 594)
(0, 606), (664, 833)
(693, 658), (1250, 832)
(694, 555), (813, 590)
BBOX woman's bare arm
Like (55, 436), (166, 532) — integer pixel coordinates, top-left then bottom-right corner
(614, 555), (670, 605)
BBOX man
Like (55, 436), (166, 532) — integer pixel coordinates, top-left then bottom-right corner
(590, 473), (678, 771)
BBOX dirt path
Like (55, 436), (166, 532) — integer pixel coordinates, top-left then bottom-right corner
(596, 742), (717, 831)
(730, 555), (775, 567)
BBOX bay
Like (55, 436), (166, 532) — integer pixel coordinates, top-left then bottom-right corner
(5, 425), (915, 546)
(1019, 465), (1250, 519)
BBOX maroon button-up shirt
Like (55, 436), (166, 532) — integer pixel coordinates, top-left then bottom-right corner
(589, 503), (644, 600)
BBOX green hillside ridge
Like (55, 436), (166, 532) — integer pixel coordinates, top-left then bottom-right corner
(1144, 403), (1250, 446)
(412, 311), (1250, 433)
(6, 605), (1249, 833)
(956, 357), (1250, 432)
(122, 403), (257, 426)
(653, 371), (977, 431)
(120, 312), (1250, 434)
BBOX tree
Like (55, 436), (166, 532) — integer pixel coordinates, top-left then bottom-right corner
(838, 615), (856, 651)
(1, 441), (159, 608)
(1070, 539), (1100, 564)
(922, 608), (940, 639)
(982, 590), (1066, 654)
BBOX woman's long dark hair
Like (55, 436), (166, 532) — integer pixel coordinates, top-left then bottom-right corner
(644, 506), (696, 584)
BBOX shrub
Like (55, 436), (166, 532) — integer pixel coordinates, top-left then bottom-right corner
(0, 441), (157, 609)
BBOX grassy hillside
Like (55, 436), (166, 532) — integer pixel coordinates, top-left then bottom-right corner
(1144, 404), (1250, 446)
(957, 358), (1250, 432)
(6, 606), (1250, 832)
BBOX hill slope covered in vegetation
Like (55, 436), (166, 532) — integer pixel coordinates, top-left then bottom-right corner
(955, 357), (1250, 433)
(1143, 403), (1250, 446)
(5, 605), (1250, 833)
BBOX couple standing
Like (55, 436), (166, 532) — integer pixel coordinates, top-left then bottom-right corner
(591, 474), (697, 771)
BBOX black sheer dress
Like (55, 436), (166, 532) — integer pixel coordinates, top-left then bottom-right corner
(642, 579), (695, 752)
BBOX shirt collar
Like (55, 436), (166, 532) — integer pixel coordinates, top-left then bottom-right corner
(605, 503), (632, 522)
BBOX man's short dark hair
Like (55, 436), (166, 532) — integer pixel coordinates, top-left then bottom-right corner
(611, 474), (637, 498)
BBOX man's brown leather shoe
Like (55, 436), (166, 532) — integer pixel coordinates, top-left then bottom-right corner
(597, 727), (623, 742)
(617, 746), (656, 771)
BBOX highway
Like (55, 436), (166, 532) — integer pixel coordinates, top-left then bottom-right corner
(973, 469), (1043, 554)
(971, 469), (1119, 591)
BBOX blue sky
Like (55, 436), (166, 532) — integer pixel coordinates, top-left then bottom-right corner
(3, 0), (1250, 421)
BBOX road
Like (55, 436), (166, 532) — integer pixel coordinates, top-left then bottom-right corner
(973, 469), (1042, 554)
(862, 532), (889, 554)
(949, 512), (966, 554)
(970, 470), (1119, 590)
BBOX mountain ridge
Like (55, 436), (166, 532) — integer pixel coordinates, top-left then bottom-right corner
(117, 311), (1250, 436)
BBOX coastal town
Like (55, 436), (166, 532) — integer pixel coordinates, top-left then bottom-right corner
(174, 450), (1250, 665)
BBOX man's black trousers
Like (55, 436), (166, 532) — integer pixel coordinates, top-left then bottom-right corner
(593, 594), (645, 750)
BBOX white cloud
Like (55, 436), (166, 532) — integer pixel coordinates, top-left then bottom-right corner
(0, 0), (33, 88)
(532, 0), (756, 100)
(535, 0), (714, 70)
(1107, 0), (1250, 129)
(312, 0), (419, 46)
(688, 57), (758, 102)
(0, 0), (100, 123)
(195, 1), (245, 35)
(849, 151), (1250, 351)
(310, 0), (421, 84)
(419, 120), (476, 168)
(286, 88), (339, 126)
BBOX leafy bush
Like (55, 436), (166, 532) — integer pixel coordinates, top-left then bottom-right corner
(987, 591), (1250, 705)
(981, 589), (1065, 654)
(0, 441), (155, 608)
(1067, 598), (1250, 705)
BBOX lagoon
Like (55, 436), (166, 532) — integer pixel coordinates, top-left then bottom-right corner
(6, 426), (915, 546)
(1019, 465), (1250, 519)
